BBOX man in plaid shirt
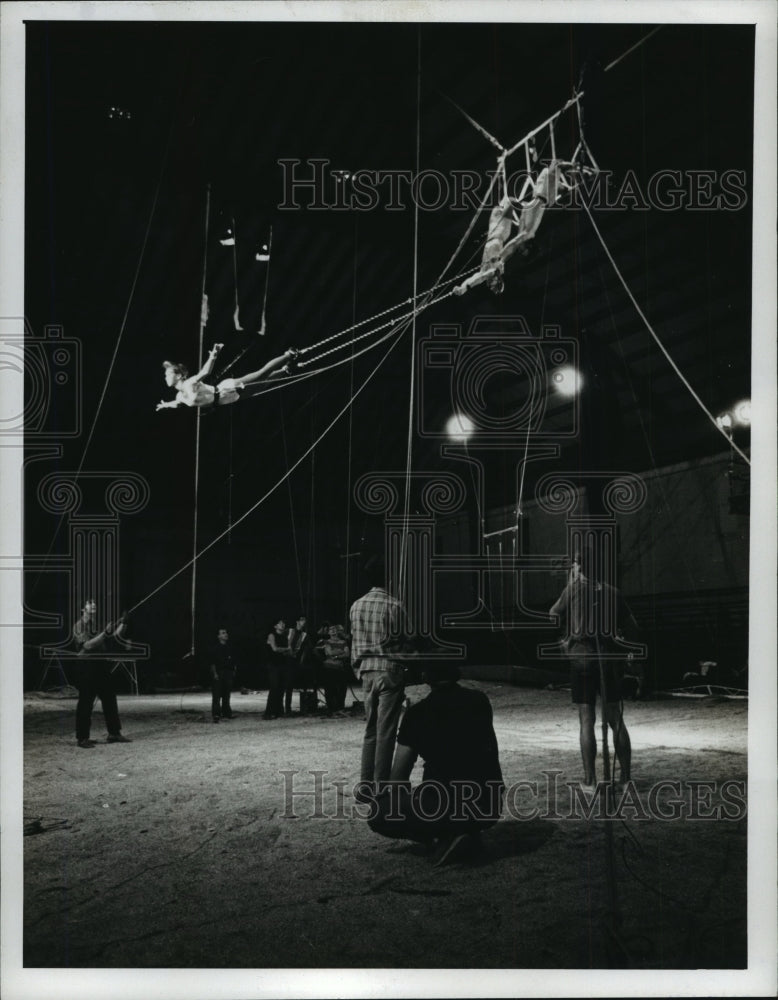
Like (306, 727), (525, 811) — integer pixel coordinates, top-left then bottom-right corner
(350, 558), (410, 790)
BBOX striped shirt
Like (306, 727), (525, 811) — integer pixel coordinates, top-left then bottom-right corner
(349, 587), (406, 676)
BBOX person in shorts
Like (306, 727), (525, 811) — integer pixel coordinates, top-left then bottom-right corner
(550, 550), (639, 788)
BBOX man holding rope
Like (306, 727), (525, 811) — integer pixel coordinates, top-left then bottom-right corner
(72, 598), (132, 748)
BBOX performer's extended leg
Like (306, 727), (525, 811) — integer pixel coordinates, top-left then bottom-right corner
(454, 263), (502, 296)
(238, 349), (297, 385)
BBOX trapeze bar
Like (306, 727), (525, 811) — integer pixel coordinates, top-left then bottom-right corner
(504, 92), (583, 158)
(483, 525), (519, 539)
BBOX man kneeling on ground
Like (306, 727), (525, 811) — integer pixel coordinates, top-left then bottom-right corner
(362, 662), (504, 866)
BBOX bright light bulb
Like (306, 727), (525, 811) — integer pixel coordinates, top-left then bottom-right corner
(733, 400), (751, 426)
(446, 413), (475, 441)
(552, 366), (582, 397)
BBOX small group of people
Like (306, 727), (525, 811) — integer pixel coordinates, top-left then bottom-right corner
(262, 616), (355, 720)
(204, 616), (357, 724)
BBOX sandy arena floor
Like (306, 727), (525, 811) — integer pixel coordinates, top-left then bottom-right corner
(21, 682), (747, 972)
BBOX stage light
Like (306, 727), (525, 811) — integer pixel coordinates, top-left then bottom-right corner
(255, 244), (270, 262)
(552, 366), (582, 397)
(446, 413), (475, 442)
(219, 229), (235, 247)
(716, 413), (732, 431)
(732, 400), (751, 426)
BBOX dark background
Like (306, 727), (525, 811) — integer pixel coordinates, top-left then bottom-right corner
(23, 20), (753, 688)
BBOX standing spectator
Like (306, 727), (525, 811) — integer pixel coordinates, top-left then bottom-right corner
(317, 624), (351, 714)
(264, 618), (292, 720)
(210, 627), (236, 723)
(72, 597), (131, 748)
(281, 615), (306, 715)
(350, 557), (408, 790)
(549, 549), (639, 787)
(289, 615), (316, 690)
(288, 615), (310, 660)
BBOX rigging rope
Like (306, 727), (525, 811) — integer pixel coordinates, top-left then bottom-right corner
(230, 216), (242, 330)
(29, 127), (174, 595)
(296, 266), (477, 362)
(77, 133), (173, 474)
(603, 26), (662, 74)
(216, 227), (274, 380)
(125, 320), (415, 617)
(134, 22), (683, 627)
(190, 185), (211, 655)
(279, 393), (305, 613)
(281, 279), (467, 377)
(399, 29), (423, 606)
(581, 199), (751, 466)
(344, 217), (359, 622)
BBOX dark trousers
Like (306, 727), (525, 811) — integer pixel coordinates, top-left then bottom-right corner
(74, 660), (122, 741)
(283, 661), (298, 714)
(367, 781), (503, 843)
(265, 661), (285, 718)
(211, 668), (234, 718)
(322, 668), (348, 712)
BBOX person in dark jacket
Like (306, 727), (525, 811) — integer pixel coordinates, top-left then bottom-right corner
(210, 627), (236, 722)
(264, 619), (292, 719)
(365, 662), (504, 866)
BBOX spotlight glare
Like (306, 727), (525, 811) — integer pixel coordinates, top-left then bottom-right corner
(553, 366), (582, 397)
(733, 399), (751, 426)
(446, 413), (475, 441)
(716, 413), (732, 430)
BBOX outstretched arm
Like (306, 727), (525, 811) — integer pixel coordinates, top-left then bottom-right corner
(156, 399), (181, 411)
(192, 343), (224, 382)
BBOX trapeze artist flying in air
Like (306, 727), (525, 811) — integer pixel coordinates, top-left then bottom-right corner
(156, 343), (299, 411)
(454, 159), (578, 296)
(444, 78), (600, 298)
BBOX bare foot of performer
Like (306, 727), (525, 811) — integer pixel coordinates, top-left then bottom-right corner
(156, 344), (298, 411)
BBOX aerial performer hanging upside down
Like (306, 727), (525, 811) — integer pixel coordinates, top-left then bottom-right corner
(156, 343), (298, 411)
(454, 160), (573, 296)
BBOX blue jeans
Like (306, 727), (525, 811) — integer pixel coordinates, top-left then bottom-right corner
(360, 666), (405, 783)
